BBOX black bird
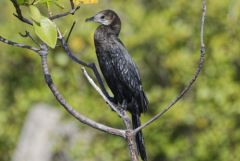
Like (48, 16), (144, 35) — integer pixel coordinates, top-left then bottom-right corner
(86, 10), (148, 161)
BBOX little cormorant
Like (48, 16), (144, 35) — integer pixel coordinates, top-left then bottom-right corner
(86, 9), (149, 161)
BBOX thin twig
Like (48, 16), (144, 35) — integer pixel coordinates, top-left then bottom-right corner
(31, 0), (37, 5)
(0, 35), (40, 52)
(66, 21), (77, 44)
(70, 0), (75, 9)
(134, 0), (207, 134)
(49, 6), (80, 20)
(82, 67), (125, 118)
(38, 44), (126, 138)
(19, 31), (39, 47)
(10, 0), (33, 25)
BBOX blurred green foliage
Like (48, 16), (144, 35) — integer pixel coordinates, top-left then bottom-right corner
(0, 0), (240, 161)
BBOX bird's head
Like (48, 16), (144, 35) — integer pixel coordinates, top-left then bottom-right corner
(85, 9), (120, 26)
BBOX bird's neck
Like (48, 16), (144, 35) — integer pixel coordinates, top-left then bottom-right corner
(110, 18), (121, 36)
(95, 20), (121, 38)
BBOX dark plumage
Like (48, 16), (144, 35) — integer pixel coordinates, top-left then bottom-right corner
(86, 10), (148, 161)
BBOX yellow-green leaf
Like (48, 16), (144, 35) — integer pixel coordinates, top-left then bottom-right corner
(29, 6), (42, 22)
(73, 0), (98, 5)
(33, 18), (57, 48)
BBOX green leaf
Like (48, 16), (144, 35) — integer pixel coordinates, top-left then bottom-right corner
(29, 6), (42, 22)
(54, 1), (65, 9)
(33, 18), (57, 48)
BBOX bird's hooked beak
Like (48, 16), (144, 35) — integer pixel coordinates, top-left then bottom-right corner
(85, 16), (95, 22)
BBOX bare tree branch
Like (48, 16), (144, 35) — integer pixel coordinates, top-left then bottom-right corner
(126, 130), (139, 161)
(38, 44), (126, 138)
(134, 0), (207, 134)
(0, 35), (40, 52)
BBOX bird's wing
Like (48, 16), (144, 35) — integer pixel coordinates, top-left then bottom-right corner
(110, 38), (142, 93)
(103, 37), (148, 113)
(112, 38), (148, 113)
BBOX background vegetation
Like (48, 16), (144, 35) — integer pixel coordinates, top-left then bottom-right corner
(0, 0), (240, 161)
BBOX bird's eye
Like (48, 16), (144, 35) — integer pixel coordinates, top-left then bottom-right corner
(100, 15), (105, 19)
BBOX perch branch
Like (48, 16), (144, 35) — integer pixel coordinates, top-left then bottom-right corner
(81, 67), (132, 130)
(82, 67), (125, 118)
(126, 130), (139, 161)
(134, 0), (207, 134)
(81, 67), (137, 160)
(38, 44), (125, 138)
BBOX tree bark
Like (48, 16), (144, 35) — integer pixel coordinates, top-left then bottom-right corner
(126, 131), (139, 161)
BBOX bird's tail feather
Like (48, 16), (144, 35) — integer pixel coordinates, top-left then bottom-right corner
(140, 90), (148, 113)
(132, 114), (147, 161)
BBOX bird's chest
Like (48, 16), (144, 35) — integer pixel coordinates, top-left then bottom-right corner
(94, 37), (122, 80)
(95, 47), (118, 75)
(94, 37), (120, 63)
